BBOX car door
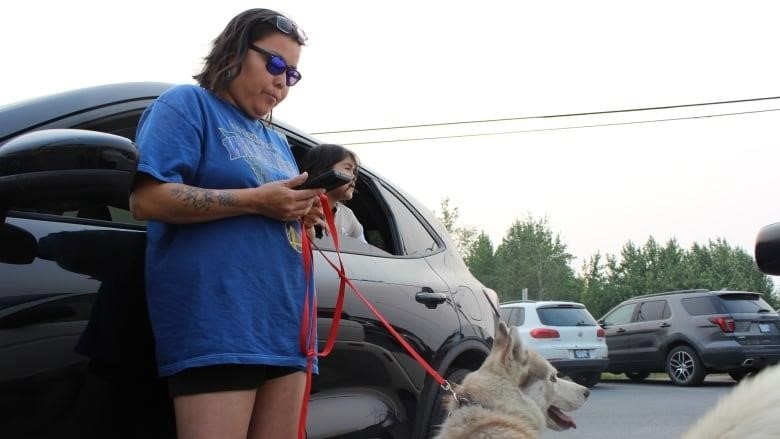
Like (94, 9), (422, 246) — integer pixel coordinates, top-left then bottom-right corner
(601, 303), (638, 369)
(308, 177), (460, 394)
(626, 299), (672, 368)
(0, 205), (173, 438)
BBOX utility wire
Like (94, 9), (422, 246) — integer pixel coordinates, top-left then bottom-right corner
(334, 107), (780, 146)
(311, 96), (780, 135)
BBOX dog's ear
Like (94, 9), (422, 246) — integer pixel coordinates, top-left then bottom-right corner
(495, 321), (510, 348)
(497, 323), (530, 372)
(508, 325), (528, 365)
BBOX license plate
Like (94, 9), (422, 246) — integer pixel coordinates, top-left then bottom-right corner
(759, 323), (771, 333)
(574, 349), (590, 359)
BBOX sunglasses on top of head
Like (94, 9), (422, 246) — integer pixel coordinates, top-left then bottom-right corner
(262, 15), (307, 44)
(249, 45), (302, 87)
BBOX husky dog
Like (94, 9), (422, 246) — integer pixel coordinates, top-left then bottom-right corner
(683, 363), (780, 439)
(434, 322), (590, 439)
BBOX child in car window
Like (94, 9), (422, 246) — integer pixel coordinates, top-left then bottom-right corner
(301, 144), (366, 242)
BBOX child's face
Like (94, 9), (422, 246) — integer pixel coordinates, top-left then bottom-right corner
(327, 156), (358, 201)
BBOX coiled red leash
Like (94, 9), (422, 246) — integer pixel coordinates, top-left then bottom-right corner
(296, 194), (451, 439)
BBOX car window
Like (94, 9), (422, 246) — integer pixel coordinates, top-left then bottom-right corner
(681, 296), (720, 315)
(603, 303), (636, 325)
(717, 294), (774, 313)
(8, 205), (145, 227)
(501, 307), (525, 326)
(376, 183), (441, 257)
(537, 307), (597, 326)
(637, 300), (670, 321)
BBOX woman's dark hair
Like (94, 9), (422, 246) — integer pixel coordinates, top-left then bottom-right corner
(193, 8), (306, 92)
(301, 144), (360, 178)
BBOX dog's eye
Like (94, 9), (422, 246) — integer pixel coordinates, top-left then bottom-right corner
(551, 374), (558, 382)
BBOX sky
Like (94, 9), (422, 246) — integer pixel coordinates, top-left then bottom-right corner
(2, 1), (780, 276)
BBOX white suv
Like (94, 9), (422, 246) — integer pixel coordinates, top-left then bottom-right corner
(499, 300), (609, 387)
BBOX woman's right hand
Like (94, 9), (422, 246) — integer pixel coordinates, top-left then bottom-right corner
(250, 173), (325, 222)
(130, 173), (324, 224)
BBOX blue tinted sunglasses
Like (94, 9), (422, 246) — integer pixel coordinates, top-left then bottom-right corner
(249, 45), (302, 86)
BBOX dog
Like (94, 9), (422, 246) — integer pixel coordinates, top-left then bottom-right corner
(433, 321), (590, 439)
(682, 363), (780, 439)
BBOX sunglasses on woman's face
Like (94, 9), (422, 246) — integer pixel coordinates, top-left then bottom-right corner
(249, 45), (302, 87)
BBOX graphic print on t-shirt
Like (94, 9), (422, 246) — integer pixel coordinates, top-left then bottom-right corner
(218, 122), (297, 183)
(286, 222), (303, 253)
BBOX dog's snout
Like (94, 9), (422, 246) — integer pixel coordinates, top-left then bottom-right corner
(583, 388), (590, 399)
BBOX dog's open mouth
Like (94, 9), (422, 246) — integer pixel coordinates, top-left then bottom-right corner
(548, 406), (577, 429)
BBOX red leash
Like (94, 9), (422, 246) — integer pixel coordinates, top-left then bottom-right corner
(296, 195), (451, 439)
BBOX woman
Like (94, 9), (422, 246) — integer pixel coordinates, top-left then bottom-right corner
(301, 144), (366, 242)
(129, 8), (322, 439)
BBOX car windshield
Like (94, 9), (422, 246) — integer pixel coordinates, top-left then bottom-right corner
(537, 306), (597, 326)
(718, 294), (774, 314)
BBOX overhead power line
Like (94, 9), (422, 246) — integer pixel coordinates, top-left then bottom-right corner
(311, 95), (780, 136)
(335, 107), (780, 146)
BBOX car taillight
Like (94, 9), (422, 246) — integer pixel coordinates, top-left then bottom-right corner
(709, 316), (736, 333)
(596, 328), (605, 338)
(530, 328), (560, 339)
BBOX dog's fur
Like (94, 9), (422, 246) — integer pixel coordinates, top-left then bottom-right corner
(433, 322), (590, 439)
(682, 363), (780, 439)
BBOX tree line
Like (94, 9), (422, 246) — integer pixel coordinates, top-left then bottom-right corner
(436, 198), (778, 318)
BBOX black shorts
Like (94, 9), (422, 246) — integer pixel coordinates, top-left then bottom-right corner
(168, 364), (300, 397)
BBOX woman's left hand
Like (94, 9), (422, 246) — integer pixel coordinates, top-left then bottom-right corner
(302, 196), (325, 229)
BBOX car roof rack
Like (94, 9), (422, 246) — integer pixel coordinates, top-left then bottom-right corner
(631, 289), (710, 300)
(500, 299), (537, 305)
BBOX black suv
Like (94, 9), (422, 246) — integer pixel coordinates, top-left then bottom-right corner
(0, 83), (499, 439)
(599, 289), (780, 386)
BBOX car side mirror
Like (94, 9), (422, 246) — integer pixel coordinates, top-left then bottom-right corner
(0, 223), (37, 264)
(755, 222), (780, 275)
(0, 128), (138, 211)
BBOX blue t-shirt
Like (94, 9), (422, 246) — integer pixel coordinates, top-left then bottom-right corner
(135, 84), (316, 376)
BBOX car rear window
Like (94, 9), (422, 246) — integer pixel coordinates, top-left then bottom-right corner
(680, 296), (719, 315)
(537, 307), (597, 326)
(717, 293), (774, 314)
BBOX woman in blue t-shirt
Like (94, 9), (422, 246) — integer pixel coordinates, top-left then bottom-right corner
(129, 8), (323, 439)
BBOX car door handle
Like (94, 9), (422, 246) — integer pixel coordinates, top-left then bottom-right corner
(659, 322), (671, 328)
(415, 288), (447, 309)
(616, 328), (626, 333)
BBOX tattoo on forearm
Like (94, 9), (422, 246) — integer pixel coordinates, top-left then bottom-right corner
(170, 186), (238, 211)
(170, 186), (214, 211)
(217, 191), (238, 207)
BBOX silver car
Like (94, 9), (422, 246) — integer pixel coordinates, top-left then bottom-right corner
(499, 300), (609, 387)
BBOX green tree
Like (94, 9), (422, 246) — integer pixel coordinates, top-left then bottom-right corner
(465, 232), (498, 289)
(683, 239), (776, 307)
(435, 197), (477, 260)
(494, 215), (577, 302)
(580, 236), (777, 315)
(580, 252), (613, 318)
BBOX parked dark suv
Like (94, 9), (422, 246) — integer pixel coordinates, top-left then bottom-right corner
(0, 83), (499, 439)
(599, 289), (780, 386)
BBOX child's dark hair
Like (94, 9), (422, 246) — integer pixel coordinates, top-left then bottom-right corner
(301, 144), (360, 177)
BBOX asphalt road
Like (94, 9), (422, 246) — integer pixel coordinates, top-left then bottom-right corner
(544, 374), (735, 438)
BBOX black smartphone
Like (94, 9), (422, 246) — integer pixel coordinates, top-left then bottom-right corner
(296, 169), (353, 190)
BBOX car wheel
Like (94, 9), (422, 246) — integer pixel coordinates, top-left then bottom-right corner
(426, 368), (471, 437)
(570, 372), (601, 388)
(625, 371), (650, 382)
(666, 345), (705, 386)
